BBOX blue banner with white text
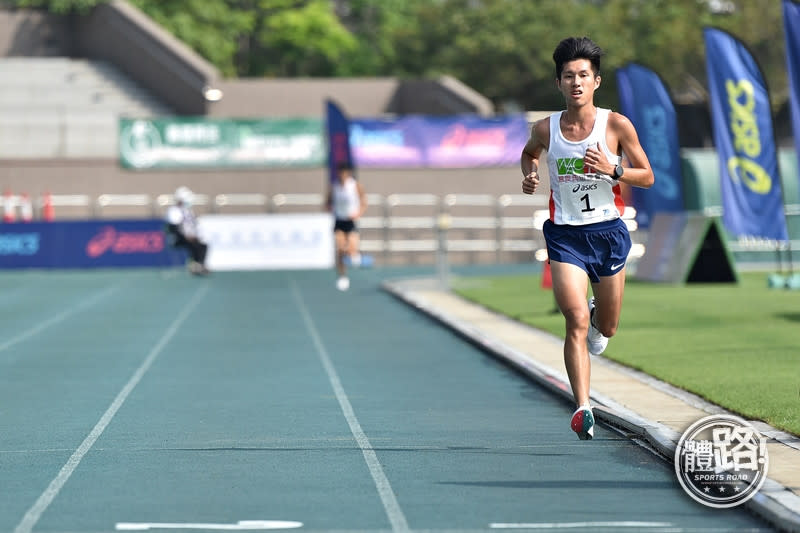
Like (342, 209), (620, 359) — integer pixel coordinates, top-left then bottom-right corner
(0, 220), (183, 269)
(615, 63), (684, 228)
(783, 0), (800, 178)
(703, 27), (788, 241)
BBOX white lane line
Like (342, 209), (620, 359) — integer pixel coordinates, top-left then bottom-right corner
(116, 519), (303, 530)
(490, 522), (674, 529)
(0, 283), (122, 355)
(13, 284), (209, 533)
(290, 280), (410, 533)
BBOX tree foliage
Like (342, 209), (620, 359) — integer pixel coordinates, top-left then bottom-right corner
(127, 0), (254, 77)
(5, 0), (103, 13)
(3, 0), (789, 112)
(124, 0), (359, 77)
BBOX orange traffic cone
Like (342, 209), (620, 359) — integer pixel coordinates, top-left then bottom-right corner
(42, 191), (55, 222)
(19, 193), (33, 222)
(3, 189), (15, 223)
(541, 260), (560, 314)
(541, 260), (553, 289)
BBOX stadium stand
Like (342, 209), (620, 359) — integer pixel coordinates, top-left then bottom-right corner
(0, 57), (173, 158)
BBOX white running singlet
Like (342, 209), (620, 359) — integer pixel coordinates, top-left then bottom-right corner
(546, 108), (624, 225)
(332, 177), (361, 221)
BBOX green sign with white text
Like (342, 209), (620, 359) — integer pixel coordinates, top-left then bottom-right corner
(119, 118), (325, 169)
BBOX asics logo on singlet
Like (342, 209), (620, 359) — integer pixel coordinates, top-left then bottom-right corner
(556, 157), (588, 175)
(573, 183), (598, 193)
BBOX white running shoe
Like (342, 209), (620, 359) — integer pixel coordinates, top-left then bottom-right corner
(586, 297), (608, 355)
(336, 276), (350, 291)
(570, 405), (595, 440)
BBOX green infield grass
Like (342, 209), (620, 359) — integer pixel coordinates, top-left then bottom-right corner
(452, 271), (800, 436)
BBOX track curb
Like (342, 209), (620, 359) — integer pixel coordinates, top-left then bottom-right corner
(382, 278), (800, 533)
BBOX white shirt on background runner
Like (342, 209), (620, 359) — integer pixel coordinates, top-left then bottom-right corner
(332, 177), (361, 221)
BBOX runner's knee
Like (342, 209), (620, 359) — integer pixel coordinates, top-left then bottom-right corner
(563, 306), (590, 335)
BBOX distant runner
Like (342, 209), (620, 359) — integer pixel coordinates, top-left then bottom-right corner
(326, 162), (367, 291)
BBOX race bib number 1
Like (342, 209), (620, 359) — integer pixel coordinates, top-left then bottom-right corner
(559, 178), (617, 224)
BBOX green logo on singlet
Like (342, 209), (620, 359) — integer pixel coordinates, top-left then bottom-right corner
(556, 157), (588, 175)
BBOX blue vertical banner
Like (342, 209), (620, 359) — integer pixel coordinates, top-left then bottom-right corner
(326, 99), (354, 183)
(703, 27), (788, 241)
(783, 0), (800, 173)
(615, 63), (684, 228)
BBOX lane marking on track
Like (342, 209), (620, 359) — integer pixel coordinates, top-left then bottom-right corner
(290, 279), (410, 533)
(490, 522), (674, 529)
(13, 285), (209, 533)
(0, 283), (122, 357)
(116, 520), (303, 530)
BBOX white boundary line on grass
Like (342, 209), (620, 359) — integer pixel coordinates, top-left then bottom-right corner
(290, 279), (410, 533)
(13, 284), (209, 533)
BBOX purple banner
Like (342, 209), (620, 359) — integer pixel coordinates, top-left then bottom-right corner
(350, 117), (424, 167)
(350, 114), (529, 168)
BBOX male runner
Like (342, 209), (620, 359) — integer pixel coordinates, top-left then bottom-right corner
(326, 162), (367, 291)
(520, 36), (654, 440)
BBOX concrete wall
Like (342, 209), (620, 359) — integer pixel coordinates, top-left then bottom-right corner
(0, 3), (218, 115)
(0, 8), (71, 56)
(210, 78), (401, 119)
(0, 159), (535, 209)
(389, 76), (494, 117)
(73, 0), (219, 115)
(209, 76), (495, 119)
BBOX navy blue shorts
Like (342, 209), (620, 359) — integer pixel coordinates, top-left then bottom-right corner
(334, 219), (357, 233)
(542, 218), (631, 282)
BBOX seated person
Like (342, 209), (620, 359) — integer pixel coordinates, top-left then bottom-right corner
(165, 186), (209, 275)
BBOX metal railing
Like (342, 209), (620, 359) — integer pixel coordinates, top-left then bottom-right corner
(7, 191), (800, 267)
(2, 191), (649, 264)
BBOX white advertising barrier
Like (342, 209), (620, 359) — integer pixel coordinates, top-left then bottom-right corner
(198, 213), (334, 271)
